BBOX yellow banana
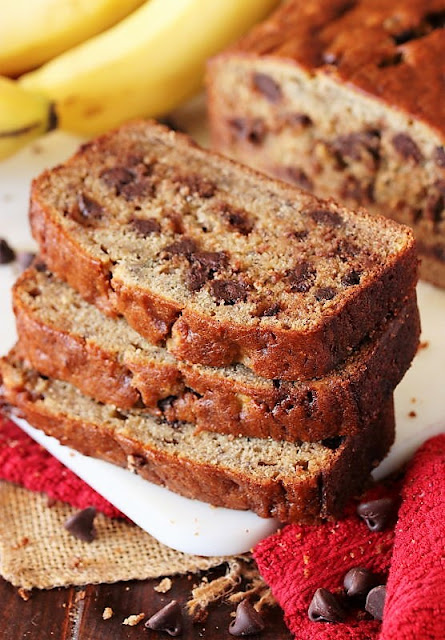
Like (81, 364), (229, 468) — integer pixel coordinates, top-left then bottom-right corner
(0, 77), (56, 160)
(20, 0), (279, 136)
(0, 0), (146, 77)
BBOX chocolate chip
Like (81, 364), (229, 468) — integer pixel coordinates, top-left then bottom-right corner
(218, 204), (253, 235)
(308, 588), (345, 623)
(164, 237), (197, 258)
(210, 279), (248, 304)
(64, 507), (97, 542)
(17, 251), (36, 271)
(332, 130), (380, 163)
(75, 193), (104, 225)
(344, 567), (378, 598)
(341, 270), (361, 286)
(120, 179), (155, 200)
(284, 113), (313, 128)
(0, 238), (16, 264)
(280, 167), (313, 191)
(357, 497), (398, 532)
(392, 134), (423, 163)
(365, 585), (386, 620)
(177, 174), (216, 198)
(228, 118), (266, 145)
(131, 217), (161, 236)
(378, 52), (404, 68)
(187, 251), (228, 292)
(99, 167), (134, 191)
(229, 600), (265, 636)
(341, 176), (375, 204)
(252, 72), (282, 102)
(145, 600), (183, 636)
(314, 287), (336, 301)
(424, 192), (444, 224)
(34, 261), (47, 273)
(309, 209), (343, 227)
(285, 261), (316, 293)
(259, 302), (281, 317)
(433, 146), (445, 168)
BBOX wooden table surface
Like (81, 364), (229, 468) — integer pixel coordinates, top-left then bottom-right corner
(1, 571), (292, 639)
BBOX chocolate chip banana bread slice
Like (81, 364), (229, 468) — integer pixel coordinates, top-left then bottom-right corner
(30, 120), (417, 380)
(13, 264), (419, 442)
(207, 0), (445, 287)
(0, 353), (395, 523)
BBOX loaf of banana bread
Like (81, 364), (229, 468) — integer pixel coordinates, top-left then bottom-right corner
(0, 352), (395, 523)
(30, 120), (417, 380)
(207, 0), (445, 286)
(13, 264), (419, 442)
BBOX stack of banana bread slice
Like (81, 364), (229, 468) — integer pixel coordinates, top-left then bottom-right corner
(0, 121), (420, 523)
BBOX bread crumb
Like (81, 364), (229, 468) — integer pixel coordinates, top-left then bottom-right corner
(75, 590), (86, 603)
(154, 577), (172, 593)
(418, 341), (429, 351)
(408, 411), (417, 418)
(123, 613), (145, 626)
(17, 588), (31, 601)
(12, 537), (29, 550)
(102, 607), (114, 620)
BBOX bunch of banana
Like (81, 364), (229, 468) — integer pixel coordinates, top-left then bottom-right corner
(0, 0), (279, 160)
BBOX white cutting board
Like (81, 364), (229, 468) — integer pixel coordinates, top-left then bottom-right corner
(0, 123), (444, 556)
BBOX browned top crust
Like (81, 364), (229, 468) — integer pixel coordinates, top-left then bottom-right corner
(30, 120), (417, 380)
(228, 0), (445, 136)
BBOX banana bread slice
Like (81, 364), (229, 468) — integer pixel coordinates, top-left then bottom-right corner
(207, 0), (445, 287)
(13, 264), (419, 442)
(0, 352), (395, 523)
(30, 120), (417, 380)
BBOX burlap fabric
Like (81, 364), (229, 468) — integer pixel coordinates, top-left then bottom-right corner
(0, 482), (227, 590)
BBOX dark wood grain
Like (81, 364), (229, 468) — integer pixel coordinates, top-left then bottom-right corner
(0, 572), (292, 639)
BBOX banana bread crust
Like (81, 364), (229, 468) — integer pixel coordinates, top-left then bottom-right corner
(0, 355), (395, 523)
(13, 266), (419, 441)
(29, 120), (417, 380)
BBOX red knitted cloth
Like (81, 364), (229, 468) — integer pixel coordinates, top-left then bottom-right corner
(254, 435), (445, 640)
(0, 414), (122, 518)
(380, 434), (445, 640)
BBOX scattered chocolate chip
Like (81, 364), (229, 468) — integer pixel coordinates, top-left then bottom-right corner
(187, 251), (228, 292)
(284, 113), (313, 128)
(341, 270), (361, 286)
(210, 279), (248, 304)
(344, 567), (378, 598)
(392, 134), (423, 163)
(64, 507), (97, 542)
(332, 130), (381, 163)
(285, 261), (316, 293)
(75, 193), (104, 225)
(260, 302), (281, 317)
(341, 176), (375, 204)
(131, 217), (161, 236)
(424, 192), (444, 224)
(252, 72), (282, 102)
(0, 238), (16, 264)
(120, 179), (155, 201)
(357, 497), (398, 532)
(433, 146), (445, 168)
(229, 600), (265, 636)
(314, 287), (336, 301)
(99, 167), (134, 191)
(309, 209), (343, 227)
(164, 237), (197, 258)
(280, 167), (313, 191)
(177, 174), (216, 198)
(34, 261), (47, 273)
(17, 251), (36, 271)
(228, 118), (266, 145)
(365, 585), (386, 620)
(218, 204), (253, 235)
(145, 600), (183, 636)
(308, 588), (345, 623)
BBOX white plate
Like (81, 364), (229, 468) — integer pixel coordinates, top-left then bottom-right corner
(1, 127), (444, 555)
